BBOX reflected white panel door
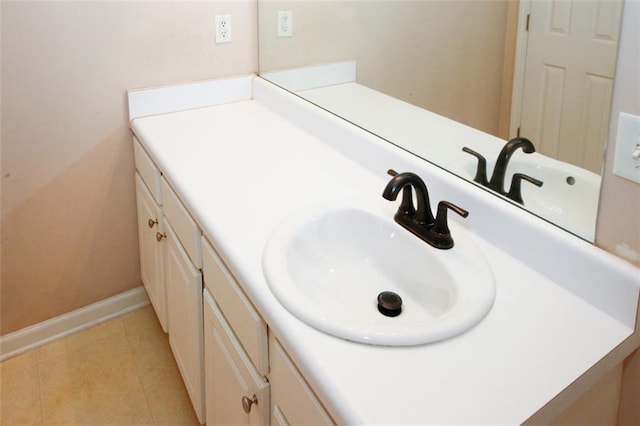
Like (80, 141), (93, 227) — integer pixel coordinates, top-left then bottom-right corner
(520, 0), (622, 173)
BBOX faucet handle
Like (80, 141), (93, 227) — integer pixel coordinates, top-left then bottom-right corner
(431, 201), (469, 249)
(462, 147), (488, 185)
(507, 173), (543, 205)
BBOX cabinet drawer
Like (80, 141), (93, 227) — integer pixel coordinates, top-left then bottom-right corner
(162, 177), (202, 269)
(269, 336), (335, 425)
(133, 137), (162, 204)
(204, 290), (269, 426)
(202, 237), (268, 375)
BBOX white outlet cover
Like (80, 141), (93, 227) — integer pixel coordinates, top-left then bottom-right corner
(278, 10), (292, 37)
(613, 112), (640, 184)
(215, 14), (232, 44)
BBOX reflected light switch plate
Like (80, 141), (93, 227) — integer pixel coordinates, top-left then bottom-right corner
(613, 112), (640, 184)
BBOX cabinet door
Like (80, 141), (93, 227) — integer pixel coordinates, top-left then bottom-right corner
(165, 221), (204, 424)
(269, 336), (335, 425)
(202, 238), (269, 375)
(204, 291), (269, 426)
(135, 173), (167, 331)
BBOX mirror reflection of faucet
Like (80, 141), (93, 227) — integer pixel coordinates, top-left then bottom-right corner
(382, 169), (468, 249)
(462, 137), (544, 205)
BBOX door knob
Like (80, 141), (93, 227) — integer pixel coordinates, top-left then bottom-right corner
(148, 218), (158, 228)
(155, 232), (166, 242)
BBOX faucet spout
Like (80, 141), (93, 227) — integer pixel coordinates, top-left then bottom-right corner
(488, 137), (536, 193)
(382, 171), (434, 225)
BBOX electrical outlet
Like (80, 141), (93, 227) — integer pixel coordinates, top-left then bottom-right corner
(278, 10), (292, 37)
(613, 112), (640, 184)
(215, 14), (232, 44)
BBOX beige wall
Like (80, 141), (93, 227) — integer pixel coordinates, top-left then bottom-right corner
(618, 349), (640, 425)
(0, 1), (257, 335)
(259, 1), (509, 136)
(596, 0), (640, 268)
(596, 1), (640, 423)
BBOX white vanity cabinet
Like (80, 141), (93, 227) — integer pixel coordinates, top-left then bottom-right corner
(162, 178), (205, 424)
(133, 139), (167, 331)
(127, 77), (640, 425)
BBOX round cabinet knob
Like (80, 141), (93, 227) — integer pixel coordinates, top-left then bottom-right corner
(155, 232), (166, 242)
(241, 395), (258, 413)
(148, 218), (158, 228)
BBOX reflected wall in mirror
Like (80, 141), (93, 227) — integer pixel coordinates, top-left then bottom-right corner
(258, 0), (624, 242)
(259, 1), (513, 136)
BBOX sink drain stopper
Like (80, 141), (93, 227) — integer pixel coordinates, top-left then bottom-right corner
(377, 291), (402, 317)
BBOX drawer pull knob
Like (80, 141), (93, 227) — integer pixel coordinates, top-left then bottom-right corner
(155, 232), (166, 242)
(241, 395), (258, 413)
(148, 218), (158, 228)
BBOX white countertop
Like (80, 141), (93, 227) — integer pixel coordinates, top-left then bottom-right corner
(129, 76), (639, 424)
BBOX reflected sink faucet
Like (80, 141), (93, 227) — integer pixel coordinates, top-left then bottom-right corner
(463, 137), (543, 205)
(383, 170), (468, 249)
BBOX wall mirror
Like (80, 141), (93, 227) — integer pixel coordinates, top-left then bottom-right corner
(257, 0), (624, 242)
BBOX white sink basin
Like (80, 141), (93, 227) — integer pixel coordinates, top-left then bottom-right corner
(448, 154), (600, 241)
(262, 201), (496, 346)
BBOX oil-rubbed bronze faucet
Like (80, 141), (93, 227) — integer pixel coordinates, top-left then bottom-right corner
(463, 137), (543, 205)
(383, 170), (468, 249)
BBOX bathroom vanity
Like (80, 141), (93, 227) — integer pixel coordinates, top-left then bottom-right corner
(128, 76), (640, 424)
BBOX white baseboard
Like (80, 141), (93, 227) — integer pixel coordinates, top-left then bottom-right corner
(0, 286), (149, 361)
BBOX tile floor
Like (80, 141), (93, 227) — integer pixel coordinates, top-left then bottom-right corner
(0, 305), (200, 425)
